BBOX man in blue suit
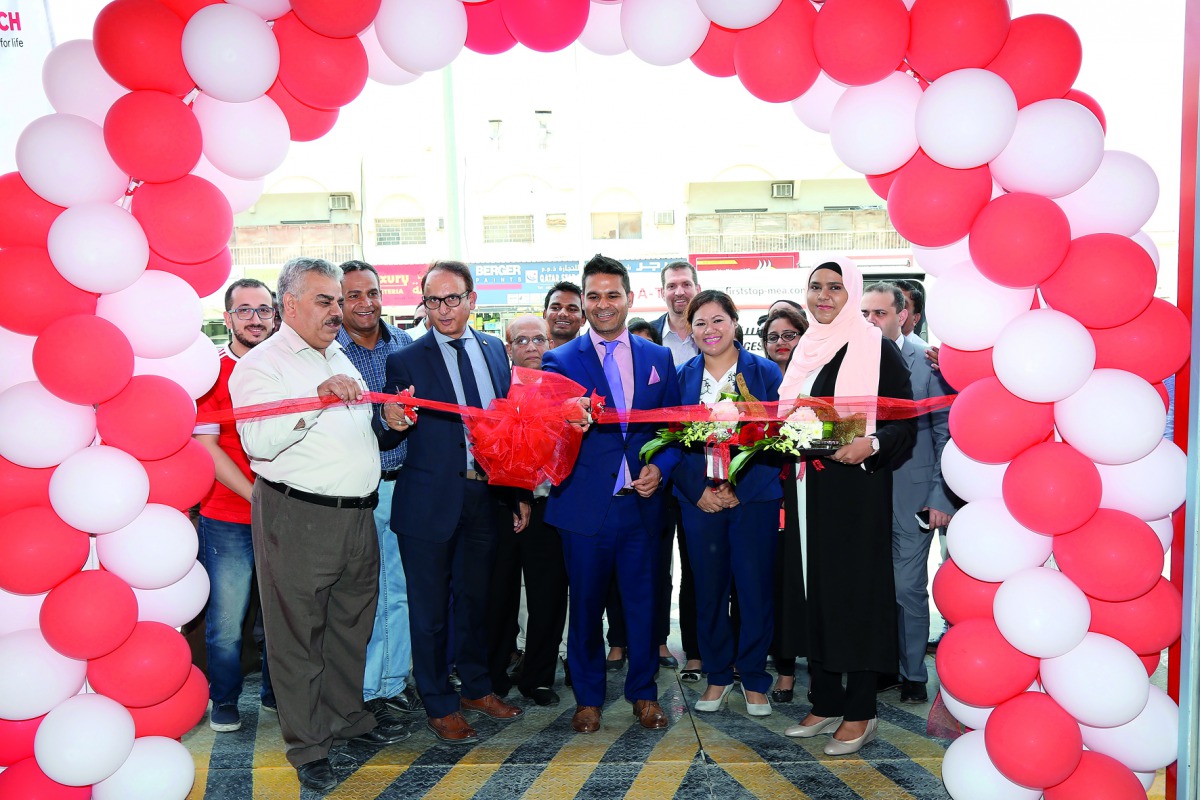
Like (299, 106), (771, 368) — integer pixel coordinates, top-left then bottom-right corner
(862, 283), (955, 704)
(378, 260), (529, 743)
(541, 254), (683, 734)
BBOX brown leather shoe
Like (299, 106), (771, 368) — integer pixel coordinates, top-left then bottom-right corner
(427, 711), (477, 743)
(633, 700), (668, 730)
(571, 705), (601, 733)
(461, 693), (524, 720)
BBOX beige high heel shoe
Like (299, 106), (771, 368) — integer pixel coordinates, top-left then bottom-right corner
(823, 718), (878, 756)
(784, 714), (842, 738)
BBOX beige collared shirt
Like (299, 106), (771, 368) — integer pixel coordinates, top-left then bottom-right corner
(230, 322), (381, 497)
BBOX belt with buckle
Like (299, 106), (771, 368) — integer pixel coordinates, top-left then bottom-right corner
(615, 487), (637, 497)
(380, 468), (401, 482)
(260, 478), (378, 510)
(464, 469), (488, 482)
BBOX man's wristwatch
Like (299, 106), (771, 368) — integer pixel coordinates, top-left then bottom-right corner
(867, 435), (880, 454)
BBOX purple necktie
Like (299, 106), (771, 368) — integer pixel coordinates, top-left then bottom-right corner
(602, 340), (630, 493)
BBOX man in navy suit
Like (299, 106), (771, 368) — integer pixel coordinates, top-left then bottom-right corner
(862, 283), (955, 704)
(541, 254), (683, 733)
(378, 260), (529, 743)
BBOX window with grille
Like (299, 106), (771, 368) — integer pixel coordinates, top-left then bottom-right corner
(375, 217), (426, 246)
(590, 211), (642, 240)
(483, 215), (535, 243)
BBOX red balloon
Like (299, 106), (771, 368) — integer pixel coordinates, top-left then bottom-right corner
(866, 164), (903, 200)
(127, 664), (209, 739)
(159, 0), (221, 19)
(949, 377), (1055, 463)
(0, 757), (90, 800)
(813, 0), (910, 86)
(0, 172), (64, 248)
(985, 14), (1081, 108)
(1088, 577), (1182, 654)
(97, 375), (196, 461)
(1044, 751), (1147, 800)
(905, 0), (1010, 82)
(0, 247), (98, 336)
(266, 79), (341, 143)
(500, 0), (587, 53)
(691, 23), (738, 78)
(32, 315), (134, 405)
(1002, 442), (1100, 535)
(969, 192), (1071, 288)
(148, 246), (232, 299)
(986, 692), (1082, 788)
(0, 715), (43, 767)
(291, 0), (381, 38)
(40, 569), (138, 659)
(464, 0), (517, 54)
(734, 0), (820, 103)
(887, 150), (992, 247)
(936, 617), (1039, 706)
(103, 90), (202, 184)
(87, 621), (192, 707)
(1138, 651), (1161, 676)
(1040, 234), (1156, 329)
(931, 557), (1000, 625)
(131, 175), (233, 265)
(143, 438), (216, 511)
(274, 12), (368, 110)
(1089, 298), (1190, 385)
(1055, 509), (1164, 602)
(0, 457), (52, 516)
(93, 0), (193, 95)
(0, 506), (90, 595)
(1064, 88), (1106, 133)
(937, 344), (995, 393)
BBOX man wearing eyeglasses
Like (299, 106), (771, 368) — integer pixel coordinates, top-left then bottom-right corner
(193, 278), (278, 735)
(377, 260), (529, 743)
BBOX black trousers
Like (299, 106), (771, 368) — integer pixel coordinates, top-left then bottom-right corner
(809, 659), (876, 722)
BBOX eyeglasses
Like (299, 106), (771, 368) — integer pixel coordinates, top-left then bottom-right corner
(766, 330), (801, 343)
(422, 291), (470, 310)
(232, 305), (277, 320)
(511, 335), (549, 347)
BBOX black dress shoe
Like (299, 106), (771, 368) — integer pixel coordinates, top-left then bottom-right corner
(876, 673), (902, 693)
(658, 654), (679, 669)
(349, 720), (410, 746)
(900, 680), (928, 704)
(605, 654), (626, 672)
(296, 758), (337, 792)
(521, 686), (560, 706)
(770, 688), (794, 704)
(385, 686), (424, 715)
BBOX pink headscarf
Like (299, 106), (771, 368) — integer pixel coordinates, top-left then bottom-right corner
(779, 259), (883, 432)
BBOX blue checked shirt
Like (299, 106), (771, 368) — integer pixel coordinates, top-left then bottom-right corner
(336, 321), (413, 470)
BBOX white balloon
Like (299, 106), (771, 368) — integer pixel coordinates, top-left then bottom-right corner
(942, 730), (1041, 800)
(1135, 771), (1157, 791)
(226, 0), (292, 19)
(0, 588), (46, 636)
(830, 72), (923, 176)
(0, 627), (88, 720)
(941, 438), (1008, 501)
(42, 40), (127, 126)
(939, 685), (995, 730)
(620, 0), (711, 67)
(1040, 633), (1149, 728)
(916, 68), (1017, 169)
(49, 445), (150, 534)
(1078, 685), (1179, 771)
(992, 310), (1096, 403)
(1054, 369), (1165, 465)
(990, 98), (1105, 198)
(93, 735), (195, 800)
(695, 0), (782, 29)
(133, 561), (210, 628)
(34, 693), (136, 786)
(0, 326), (37, 394)
(97, 504), (199, 590)
(1096, 439), (1187, 521)
(912, 235), (970, 278)
(133, 331), (221, 400)
(578, 0), (629, 56)
(1146, 515), (1173, 552)
(790, 71), (848, 134)
(925, 263), (1034, 351)
(192, 94), (290, 181)
(0, 381), (96, 468)
(1053, 151), (1159, 238)
(15, 114), (129, 207)
(183, 4), (280, 103)
(946, 498), (1052, 582)
(47, 203), (148, 294)
(993, 567), (1090, 658)
(97, 271), (203, 359)
(359, 24), (424, 85)
(190, 154), (264, 216)
(1131, 229), (1161, 270)
(375, 0), (468, 74)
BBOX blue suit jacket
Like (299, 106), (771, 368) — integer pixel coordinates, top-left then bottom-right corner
(378, 327), (514, 542)
(672, 344), (784, 507)
(893, 333), (956, 529)
(541, 332), (682, 536)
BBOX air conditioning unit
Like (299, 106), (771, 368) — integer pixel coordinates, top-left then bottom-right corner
(771, 182), (794, 199)
(328, 194), (353, 211)
(654, 210), (675, 226)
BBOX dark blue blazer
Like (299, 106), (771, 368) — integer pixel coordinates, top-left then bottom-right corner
(541, 333), (682, 536)
(672, 344), (784, 507)
(378, 328), (513, 542)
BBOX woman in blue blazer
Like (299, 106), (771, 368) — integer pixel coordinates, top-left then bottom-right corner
(672, 290), (783, 717)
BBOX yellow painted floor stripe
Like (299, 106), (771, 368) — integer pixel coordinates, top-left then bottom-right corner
(328, 749), (423, 800)
(519, 708), (632, 798)
(876, 718), (947, 779)
(623, 712), (701, 798)
(820, 759), (921, 800)
(183, 713), (216, 800)
(691, 717), (814, 800)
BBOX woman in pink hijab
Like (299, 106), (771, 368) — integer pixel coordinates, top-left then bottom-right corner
(778, 259), (915, 756)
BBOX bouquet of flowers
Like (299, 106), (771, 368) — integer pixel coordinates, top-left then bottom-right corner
(726, 404), (863, 480)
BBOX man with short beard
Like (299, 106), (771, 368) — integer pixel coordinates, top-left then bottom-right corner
(543, 281), (584, 348)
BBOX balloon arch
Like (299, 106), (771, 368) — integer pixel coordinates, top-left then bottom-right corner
(0, 0), (1188, 796)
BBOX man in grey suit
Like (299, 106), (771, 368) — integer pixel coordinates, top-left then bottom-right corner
(862, 283), (956, 703)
